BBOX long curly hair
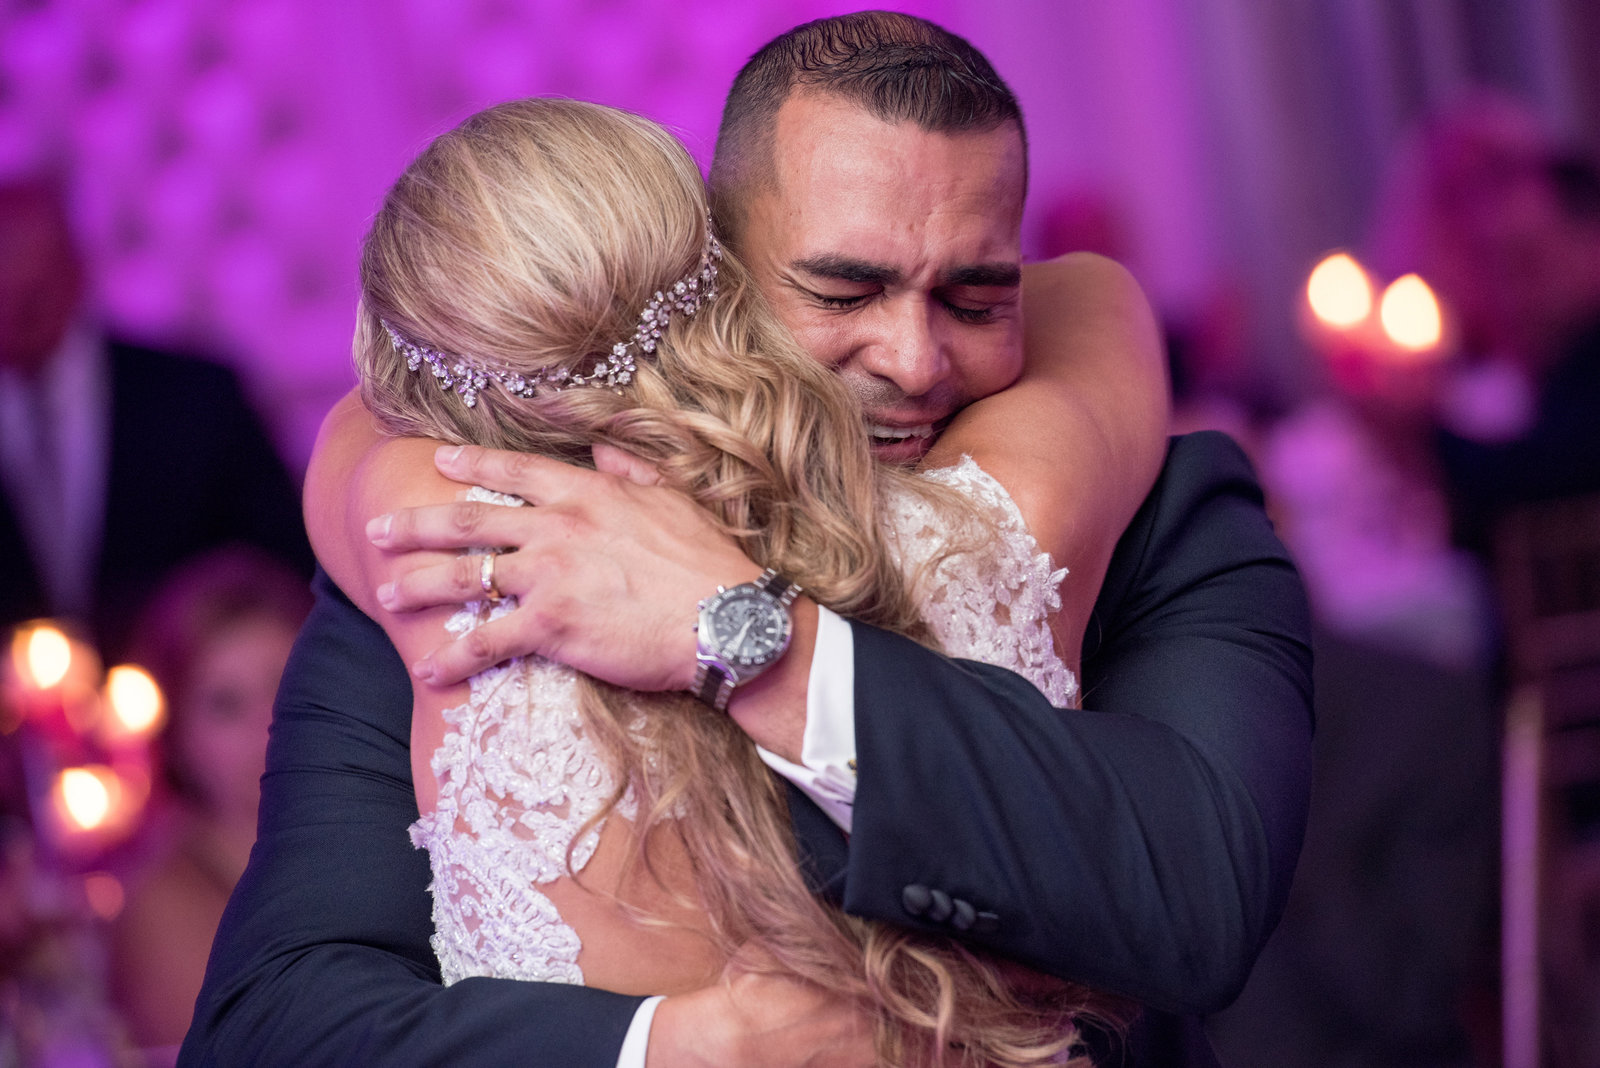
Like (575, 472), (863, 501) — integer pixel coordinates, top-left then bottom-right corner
(356, 97), (1120, 1067)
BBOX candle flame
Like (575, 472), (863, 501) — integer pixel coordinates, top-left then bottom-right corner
(1380, 274), (1444, 351)
(105, 665), (165, 737)
(17, 624), (73, 690)
(1307, 253), (1373, 329)
(56, 765), (119, 831)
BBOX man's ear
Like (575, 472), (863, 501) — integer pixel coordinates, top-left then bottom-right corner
(592, 442), (664, 486)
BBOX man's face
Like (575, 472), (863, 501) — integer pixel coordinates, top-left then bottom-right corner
(736, 92), (1027, 464)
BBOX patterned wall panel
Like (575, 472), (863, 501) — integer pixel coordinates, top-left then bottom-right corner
(0, 0), (949, 465)
(3, 0), (1580, 461)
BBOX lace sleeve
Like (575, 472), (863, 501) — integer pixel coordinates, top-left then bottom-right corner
(407, 487), (635, 987)
(882, 456), (1078, 708)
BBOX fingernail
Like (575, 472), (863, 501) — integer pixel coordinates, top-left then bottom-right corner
(367, 514), (392, 543)
(436, 444), (463, 466)
(376, 582), (395, 608)
(411, 658), (435, 682)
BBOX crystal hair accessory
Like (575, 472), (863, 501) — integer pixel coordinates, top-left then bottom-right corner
(382, 222), (723, 407)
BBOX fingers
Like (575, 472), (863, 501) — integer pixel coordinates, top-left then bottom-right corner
(409, 612), (536, 685)
(592, 442), (664, 486)
(367, 499), (547, 554)
(433, 444), (591, 504)
(375, 552), (492, 613)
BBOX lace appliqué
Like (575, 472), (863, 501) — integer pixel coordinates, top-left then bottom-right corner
(885, 456), (1078, 708)
(411, 460), (1075, 988)
(408, 488), (638, 986)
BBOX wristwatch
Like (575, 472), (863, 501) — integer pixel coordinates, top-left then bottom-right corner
(692, 568), (802, 712)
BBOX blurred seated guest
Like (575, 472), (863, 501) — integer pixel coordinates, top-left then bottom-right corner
(107, 547), (310, 1060)
(1224, 351), (1500, 1068)
(1369, 95), (1600, 555)
(0, 177), (312, 660)
(1260, 401), (1495, 671)
(1, 747), (140, 1067)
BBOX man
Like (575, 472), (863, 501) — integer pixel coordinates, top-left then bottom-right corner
(0, 179), (312, 658)
(183, 13), (1311, 1067)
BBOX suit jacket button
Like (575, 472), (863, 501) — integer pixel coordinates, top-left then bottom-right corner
(975, 910), (1000, 933)
(927, 889), (954, 923)
(951, 898), (977, 931)
(901, 884), (933, 916)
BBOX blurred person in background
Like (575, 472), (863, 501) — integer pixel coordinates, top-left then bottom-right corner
(106, 547), (310, 1062)
(1204, 94), (1591, 1068)
(1370, 94), (1600, 556)
(0, 177), (313, 661)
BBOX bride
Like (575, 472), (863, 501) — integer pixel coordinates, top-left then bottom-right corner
(309, 97), (1159, 1066)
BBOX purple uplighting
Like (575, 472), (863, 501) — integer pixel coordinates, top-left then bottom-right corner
(3, 2), (1600, 1066)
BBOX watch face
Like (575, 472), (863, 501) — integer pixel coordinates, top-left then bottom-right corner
(705, 589), (790, 667)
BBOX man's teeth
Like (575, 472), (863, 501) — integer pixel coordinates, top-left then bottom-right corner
(869, 423), (934, 440)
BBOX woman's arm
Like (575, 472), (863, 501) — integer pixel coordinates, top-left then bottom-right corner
(306, 395), (726, 994)
(925, 252), (1170, 671)
(306, 392), (467, 806)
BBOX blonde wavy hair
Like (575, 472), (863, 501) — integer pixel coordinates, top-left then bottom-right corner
(356, 97), (1119, 1067)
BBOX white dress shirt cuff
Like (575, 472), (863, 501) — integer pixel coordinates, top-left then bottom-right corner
(757, 604), (858, 832)
(615, 995), (665, 1068)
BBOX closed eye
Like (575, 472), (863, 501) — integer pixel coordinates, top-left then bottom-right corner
(942, 300), (997, 324)
(810, 290), (873, 310)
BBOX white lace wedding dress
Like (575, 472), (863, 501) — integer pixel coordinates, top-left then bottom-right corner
(409, 456), (1076, 986)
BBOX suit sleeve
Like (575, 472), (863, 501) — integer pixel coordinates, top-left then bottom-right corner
(179, 570), (643, 1068)
(841, 432), (1314, 1014)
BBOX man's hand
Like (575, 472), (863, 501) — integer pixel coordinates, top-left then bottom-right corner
(369, 444), (761, 688)
(646, 955), (876, 1068)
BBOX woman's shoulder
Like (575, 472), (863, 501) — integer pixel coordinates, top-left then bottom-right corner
(884, 456), (1077, 706)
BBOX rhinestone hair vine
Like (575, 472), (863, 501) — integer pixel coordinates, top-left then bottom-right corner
(382, 220), (723, 407)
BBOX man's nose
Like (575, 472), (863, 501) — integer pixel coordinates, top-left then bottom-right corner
(859, 302), (951, 399)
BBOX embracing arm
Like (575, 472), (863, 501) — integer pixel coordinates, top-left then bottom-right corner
(178, 566), (646, 1068)
(183, 397), (646, 1066)
(182, 395), (872, 1068)
(381, 254), (1169, 750)
(843, 433), (1313, 1012)
(360, 262), (1306, 1015)
(926, 252), (1169, 669)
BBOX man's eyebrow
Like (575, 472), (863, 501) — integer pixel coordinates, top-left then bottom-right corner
(792, 255), (900, 287)
(941, 263), (1022, 289)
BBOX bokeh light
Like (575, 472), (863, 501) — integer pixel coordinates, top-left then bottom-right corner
(1307, 253), (1373, 328)
(83, 871), (127, 920)
(1379, 273), (1444, 351)
(104, 664), (166, 739)
(18, 623), (73, 690)
(56, 765), (118, 831)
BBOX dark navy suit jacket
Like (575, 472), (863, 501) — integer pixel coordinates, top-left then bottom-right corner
(180, 431), (1312, 1067)
(0, 340), (312, 656)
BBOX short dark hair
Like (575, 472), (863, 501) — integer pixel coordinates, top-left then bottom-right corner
(709, 11), (1026, 241)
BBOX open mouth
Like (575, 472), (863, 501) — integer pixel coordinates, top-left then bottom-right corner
(867, 422), (937, 445)
(865, 418), (950, 463)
